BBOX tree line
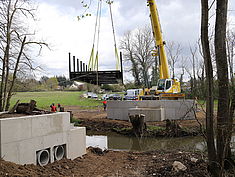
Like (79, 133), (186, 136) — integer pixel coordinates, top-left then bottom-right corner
(13, 75), (72, 92)
(121, 25), (235, 100)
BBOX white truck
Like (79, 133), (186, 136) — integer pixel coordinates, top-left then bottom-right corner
(124, 89), (142, 100)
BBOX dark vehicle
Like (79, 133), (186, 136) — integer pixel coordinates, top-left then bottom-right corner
(108, 94), (122, 100)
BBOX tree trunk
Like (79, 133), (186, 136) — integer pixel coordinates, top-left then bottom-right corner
(200, 0), (217, 176)
(5, 36), (26, 111)
(0, 0), (11, 111)
(214, 0), (231, 175)
(130, 51), (141, 86)
(16, 100), (37, 114)
(129, 114), (146, 137)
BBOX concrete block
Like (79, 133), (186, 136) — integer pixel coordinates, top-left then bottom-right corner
(32, 112), (70, 137)
(42, 132), (67, 149)
(164, 108), (176, 120)
(0, 117), (32, 144)
(67, 127), (86, 160)
(31, 115), (51, 137)
(18, 139), (39, 165)
(1, 142), (19, 163)
(128, 107), (164, 121)
(86, 135), (107, 150)
(0, 112), (86, 165)
(107, 100), (195, 121)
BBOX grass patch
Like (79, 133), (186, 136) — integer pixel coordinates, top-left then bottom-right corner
(10, 91), (102, 110)
(113, 127), (132, 132)
(197, 100), (218, 111)
(71, 118), (83, 126)
(147, 125), (165, 131)
(112, 127), (133, 135)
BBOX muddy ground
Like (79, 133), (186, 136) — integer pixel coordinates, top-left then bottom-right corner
(0, 147), (209, 177)
(0, 106), (221, 176)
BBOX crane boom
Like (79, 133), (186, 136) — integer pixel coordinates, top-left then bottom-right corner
(148, 0), (170, 79)
(139, 0), (184, 100)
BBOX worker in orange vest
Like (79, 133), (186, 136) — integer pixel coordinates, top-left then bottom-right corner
(50, 103), (57, 112)
(102, 100), (107, 111)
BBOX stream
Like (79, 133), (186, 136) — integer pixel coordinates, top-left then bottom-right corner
(86, 132), (235, 152)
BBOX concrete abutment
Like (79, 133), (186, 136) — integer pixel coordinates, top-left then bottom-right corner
(107, 100), (195, 121)
(0, 112), (86, 166)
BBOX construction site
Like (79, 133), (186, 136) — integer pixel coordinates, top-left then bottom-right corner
(0, 0), (234, 176)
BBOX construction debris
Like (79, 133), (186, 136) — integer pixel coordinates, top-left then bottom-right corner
(9, 100), (50, 115)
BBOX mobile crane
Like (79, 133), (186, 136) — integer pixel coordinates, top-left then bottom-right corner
(141, 0), (184, 100)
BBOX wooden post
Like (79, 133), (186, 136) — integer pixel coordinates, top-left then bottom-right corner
(69, 53), (71, 79)
(77, 59), (79, 72)
(73, 56), (76, 72)
(83, 63), (85, 72)
(80, 61), (83, 72)
(120, 52), (124, 84)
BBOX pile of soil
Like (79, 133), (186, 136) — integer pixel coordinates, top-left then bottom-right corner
(0, 113), (29, 119)
(0, 112), (54, 119)
(0, 148), (209, 177)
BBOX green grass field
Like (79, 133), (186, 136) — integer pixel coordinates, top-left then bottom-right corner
(10, 91), (218, 111)
(197, 99), (218, 111)
(10, 91), (102, 110)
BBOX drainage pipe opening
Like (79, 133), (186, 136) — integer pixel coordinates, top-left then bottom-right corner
(37, 150), (50, 166)
(54, 145), (65, 161)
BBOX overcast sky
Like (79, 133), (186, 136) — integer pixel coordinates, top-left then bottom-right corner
(33, 0), (235, 81)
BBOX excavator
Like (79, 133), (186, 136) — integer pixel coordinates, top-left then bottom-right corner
(140, 0), (185, 100)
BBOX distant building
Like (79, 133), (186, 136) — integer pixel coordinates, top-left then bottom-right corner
(69, 81), (86, 90)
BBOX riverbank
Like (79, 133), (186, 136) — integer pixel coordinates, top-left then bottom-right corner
(0, 106), (232, 176)
(68, 106), (204, 137)
(0, 147), (209, 177)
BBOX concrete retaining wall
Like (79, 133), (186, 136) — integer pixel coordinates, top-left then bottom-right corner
(107, 100), (195, 121)
(0, 112), (86, 165)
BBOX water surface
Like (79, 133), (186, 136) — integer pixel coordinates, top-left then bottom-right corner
(86, 132), (209, 152)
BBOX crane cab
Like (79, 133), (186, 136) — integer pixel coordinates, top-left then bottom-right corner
(157, 79), (172, 93)
(149, 78), (182, 95)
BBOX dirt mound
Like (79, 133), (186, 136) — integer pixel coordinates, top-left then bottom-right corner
(0, 150), (209, 177)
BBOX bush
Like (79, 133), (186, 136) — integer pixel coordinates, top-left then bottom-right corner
(101, 84), (124, 92)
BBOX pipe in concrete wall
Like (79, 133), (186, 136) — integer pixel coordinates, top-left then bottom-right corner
(54, 145), (65, 161)
(37, 149), (50, 166)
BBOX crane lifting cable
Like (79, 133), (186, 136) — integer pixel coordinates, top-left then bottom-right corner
(88, 0), (102, 71)
(107, 0), (120, 71)
(88, 0), (120, 72)
(94, 0), (102, 72)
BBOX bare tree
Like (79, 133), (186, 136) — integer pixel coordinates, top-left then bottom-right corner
(120, 31), (141, 86)
(201, 0), (235, 176)
(214, 1), (232, 175)
(0, 0), (48, 111)
(226, 28), (235, 87)
(179, 56), (186, 84)
(165, 41), (182, 79)
(120, 26), (155, 88)
(201, 1), (216, 175)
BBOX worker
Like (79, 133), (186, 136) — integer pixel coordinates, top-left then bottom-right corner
(50, 103), (57, 112)
(57, 103), (64, 112)
(102, 100), (107, 111)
